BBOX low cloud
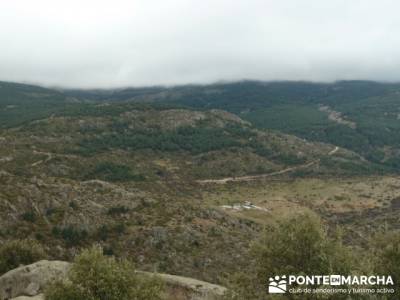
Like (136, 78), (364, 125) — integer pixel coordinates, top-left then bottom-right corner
(1, 0), (400, 88)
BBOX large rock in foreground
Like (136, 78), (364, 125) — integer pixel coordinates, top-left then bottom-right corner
(0, 260), (227, 300)
(139, 271), (227, 300)
(0, 260), (70, 300)
(11, 295), (44, 300)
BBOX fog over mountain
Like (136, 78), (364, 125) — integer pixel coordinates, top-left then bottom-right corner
(1, 0), (400, 88)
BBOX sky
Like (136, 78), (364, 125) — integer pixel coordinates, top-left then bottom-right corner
(1, 0), (400, 88)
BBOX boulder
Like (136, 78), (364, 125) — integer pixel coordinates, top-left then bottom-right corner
(1, 260), (227, 300)
(11, 295), (44, 300)
(0, 261), (70, 300)
(138, 271), (227, 299)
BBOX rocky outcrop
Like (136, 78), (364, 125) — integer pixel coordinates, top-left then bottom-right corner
(0, 261), (70, 300)
(139, 271), (227, 300)
(0, 261), (226, 300)
(11, 295), (44, 300)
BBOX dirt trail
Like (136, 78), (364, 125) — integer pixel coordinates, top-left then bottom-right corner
(30, 151), (78, 167)
(31, 151), (53, 167)
(319, 105), (357, 129)
(197, 146), (339, 184)
(328, 146), (339, 156)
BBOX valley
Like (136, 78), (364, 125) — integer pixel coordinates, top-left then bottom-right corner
(1, 80), (400, 299)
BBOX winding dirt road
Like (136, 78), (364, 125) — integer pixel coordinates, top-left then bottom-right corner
(30, 150), (78, 167)
(197, 146), (340, 184)
(31, 150), (53, 167)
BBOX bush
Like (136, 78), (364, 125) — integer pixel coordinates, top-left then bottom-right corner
(107, 206), (130, 216)
(372, 232), (400, 299)
(45, 281), (84, 300)
(21, 211), (37, 222)
(254, 212), (354, 277)
(84, 162), (144, 182)
(226, 212), (355, 299)
(45, 246), (163, 300)
(0, 239), (46, 275)
(52, 226), (88, 247)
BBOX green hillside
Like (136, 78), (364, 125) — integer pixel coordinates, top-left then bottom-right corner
(65, 80), (400, 171)
(0, 81), (69, 127)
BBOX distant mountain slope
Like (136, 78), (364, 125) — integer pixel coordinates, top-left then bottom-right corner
(1, 104), (376, 183)
(3, 80), (400, 170)
(62, 80), (400, 170)
(63, 80), (400, 108)
(0, 81), (69, 127)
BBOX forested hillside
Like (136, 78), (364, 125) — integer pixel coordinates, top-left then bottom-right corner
(64, 80), (400, 170)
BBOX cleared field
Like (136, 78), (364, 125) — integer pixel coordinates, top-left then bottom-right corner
(200, 176), (400, 231)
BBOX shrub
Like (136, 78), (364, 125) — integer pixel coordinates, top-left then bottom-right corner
(21, 211), (37, 222)
(254, 213), (352, 278)
(254, 212), (354, 277)
(0, 239), (46, 275)
(52, 225), (88, 247)
(226, 212), (355, 299)
(371, 231), (400, 299)
(97, 223), (126, 241)
(45, 281), (84, 300)
(84, 162), (144, 182)
(69, 201), (78, 210)
(107, 206), (130, 216)
(45, 246), (163, 300)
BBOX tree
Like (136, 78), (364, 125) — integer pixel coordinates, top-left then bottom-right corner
(226, 212), (355, 299)
(254, 213), (354, 277)
(371, 231), (400, 300)
(45, 246), (163, 300)
(0, 239), (46, 275)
